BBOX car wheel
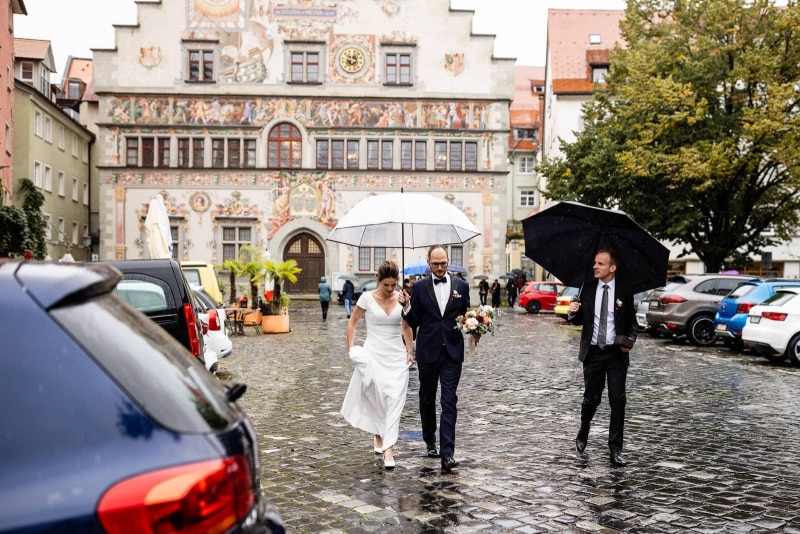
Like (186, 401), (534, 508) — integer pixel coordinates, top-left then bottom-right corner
(688, 315), (716, 346)
(785, 334), (800, 365)
(525, 301), (541, 314)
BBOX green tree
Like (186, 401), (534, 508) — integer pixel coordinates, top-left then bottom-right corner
(257, 258), (301, 315)
(222, 258), (242, 305)
(0, 178), (46, 259)
(237, 243), (265, 310)
(539, 0), (800, 272)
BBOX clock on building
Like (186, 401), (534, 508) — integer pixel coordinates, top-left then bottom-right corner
(338, 46), (366, 74)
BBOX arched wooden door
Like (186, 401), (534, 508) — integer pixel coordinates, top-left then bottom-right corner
(283, 233), (324, 294)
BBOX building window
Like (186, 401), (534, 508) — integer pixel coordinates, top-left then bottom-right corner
(518, 156), (536, 173)
(316, 139), (329, 169)
(187, 49), (214, 82)
(34, 110), (42, 137)
(72, 177), (79, 202)
(170, 225), (180, 261)
(450, 246), (463, 269)
(158, 138), (170, 167)
(72, 134), (78, 157)
(267, 123), (302, 169)
(83, 142), (89, 163)
(126, 138), (139, 166)
(465, 142), (478, 171)
(43, 166), (52, 192)
(589, 33), (602, 45)
(450, 143), (463, 171)
(331, 140), (345, 169)
(58, 125), (65, 150)
(400, 140), (412, 170)
(592, 66), (609, 83)
(57, 170), (64, 197)
(44, 213), (52, 240)
(57, 217), (65, 243)
(367, 140), (379, 170)
(384, 52), (412, 85)
(20, 61), (33, 82)
(434, 141), (447, 170)
(515, 128), (537, 141)
(380, 140), (393, 169)
(83, 182), (89, 205)
(212, 138), (225, 168)
(192, 138), (205, 167)
(34, 161), (42, 188)
(415, 141), (426, 170)
(290, 51), (320, 83)
(142, 137), (155, 167)
(67, 80), (82, 100)
(519, 189), (538, 208)
(71, 222), (78, 245)
(44, 117), (52, 143)
(220, 225), (253, 262)
(347, 140), (359, 169)
(358, 247), (387, 271)
(243, 139), (256, 167)
(4, 123), (9, 154)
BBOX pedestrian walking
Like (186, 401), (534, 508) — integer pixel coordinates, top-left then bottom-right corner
(490, 280), (501, 308)
(506, 278), (518, 308)
(567, 249), (637, 466)
(478, 279), (489, 306)
(341, 261), (414, 470)
(318, 276), (332, 321)
(400, 244), (470, 473)
(342, 279), (355, 318)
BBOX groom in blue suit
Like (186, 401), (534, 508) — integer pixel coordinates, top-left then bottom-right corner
(400, 244), (470, 472)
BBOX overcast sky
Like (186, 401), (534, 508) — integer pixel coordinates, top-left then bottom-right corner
(15, 0), (626, 77)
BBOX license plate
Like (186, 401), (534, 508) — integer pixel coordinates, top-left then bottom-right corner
(749, 316), (761, 324)
(715, 324), (727, 331)
(649, 301), (658, 308)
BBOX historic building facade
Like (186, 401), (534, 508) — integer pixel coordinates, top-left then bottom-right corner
(92, 0), (515, 293)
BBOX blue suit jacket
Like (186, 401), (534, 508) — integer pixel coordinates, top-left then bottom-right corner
(403, 276), (470, 363)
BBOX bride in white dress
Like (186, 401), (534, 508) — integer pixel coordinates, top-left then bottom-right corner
(341, 261), (414, 469)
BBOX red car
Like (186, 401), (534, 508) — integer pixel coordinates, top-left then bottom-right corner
(518, 281), (564, 314)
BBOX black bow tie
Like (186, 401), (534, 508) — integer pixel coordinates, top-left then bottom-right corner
(433, 277), (446, 285)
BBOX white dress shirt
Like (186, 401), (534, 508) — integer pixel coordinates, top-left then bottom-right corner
(592, 278), (616, 347)
(434, 274), (449, 315)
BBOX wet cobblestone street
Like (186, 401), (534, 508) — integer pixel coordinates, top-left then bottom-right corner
(219, 300), (800, 533)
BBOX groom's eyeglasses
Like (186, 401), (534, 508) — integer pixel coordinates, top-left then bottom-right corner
(430, 262), (448, 267)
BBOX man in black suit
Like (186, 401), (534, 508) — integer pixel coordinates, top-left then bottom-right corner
(400, 245), (470, 472)
(567, 249), (637, 466)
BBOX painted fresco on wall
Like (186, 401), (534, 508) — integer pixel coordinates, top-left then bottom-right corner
(268, 173), (337, 238)
(372, 0), (402, 16)
(108, 96), (491, 130)
(213, 191), (259, 218)
(188, 0), (248, 30)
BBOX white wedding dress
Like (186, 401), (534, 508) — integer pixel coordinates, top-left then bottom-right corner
(341, 291), (410, 451)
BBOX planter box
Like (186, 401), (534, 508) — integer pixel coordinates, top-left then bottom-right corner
(261, 314), (290, 334)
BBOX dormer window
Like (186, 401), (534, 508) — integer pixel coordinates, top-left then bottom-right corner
(589, 33), (601, 45)
(20, 61), (33, 81)
(592, 66), (609, 83)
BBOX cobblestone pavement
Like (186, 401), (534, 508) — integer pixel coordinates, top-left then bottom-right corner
(218, 300), (800, 533)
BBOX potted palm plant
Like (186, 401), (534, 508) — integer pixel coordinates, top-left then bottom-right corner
(257, 258), (301, 334)
(236, 243), (266, 327)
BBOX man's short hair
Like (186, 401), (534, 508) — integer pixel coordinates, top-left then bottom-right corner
(596, 248), (619, 266)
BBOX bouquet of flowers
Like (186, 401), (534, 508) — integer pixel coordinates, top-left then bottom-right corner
(455, 305), (497, 356)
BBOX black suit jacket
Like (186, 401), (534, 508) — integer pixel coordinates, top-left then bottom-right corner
(403, 275), (470, 363)
(568, 279), (638, 362)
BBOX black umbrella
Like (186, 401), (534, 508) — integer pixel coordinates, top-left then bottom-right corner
(522, 201), (669, 294)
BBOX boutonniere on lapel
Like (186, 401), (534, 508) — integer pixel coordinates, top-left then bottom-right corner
(452, 290), (462, 299)
(615, 299), (623, 310)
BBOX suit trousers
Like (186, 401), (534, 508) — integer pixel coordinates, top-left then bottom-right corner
(417, 346), (462, 457)
(581, 345), (629, 450)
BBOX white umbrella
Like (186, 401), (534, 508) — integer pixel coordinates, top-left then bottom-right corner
(59, 252), (75, 263)
(144, 194), (173, 259)
(326, 192), (481, 269)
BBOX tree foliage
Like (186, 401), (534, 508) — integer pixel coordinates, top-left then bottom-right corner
(0, 178), (46, 259)
(539, 0), (800, 272)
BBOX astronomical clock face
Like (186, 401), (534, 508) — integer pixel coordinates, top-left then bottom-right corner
(338, 46), (366, 74)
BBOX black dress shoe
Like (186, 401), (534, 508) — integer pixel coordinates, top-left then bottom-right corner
(426, 443), (440, 458)
(441, 455), (459, 472)
(575, 436), (587, 453)
(610, 449), (628, 466)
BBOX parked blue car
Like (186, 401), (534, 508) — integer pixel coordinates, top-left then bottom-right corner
(715, 279), (800, 350)
(0, 260), (284, 534)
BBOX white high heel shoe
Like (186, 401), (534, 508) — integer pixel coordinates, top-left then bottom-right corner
(373, 436), (382, 454)
(383, 451), (396, 470)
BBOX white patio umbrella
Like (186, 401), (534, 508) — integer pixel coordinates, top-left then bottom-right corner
(144, 194), (173, 259)
(326, 192), (481, 270)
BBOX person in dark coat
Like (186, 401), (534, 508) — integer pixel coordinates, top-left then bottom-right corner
(567, 249), (638, 466)
(342, 279), (355, 318)
(478, 279), (489, 306)
(506, 278), (518, 308)
(490, 280), (501, 308)
(400, 245), (469, 473)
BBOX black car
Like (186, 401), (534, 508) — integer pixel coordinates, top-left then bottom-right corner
(0, 260), (284, 533)
(106, 258), (208, 367)
(337, 279), (377, 304)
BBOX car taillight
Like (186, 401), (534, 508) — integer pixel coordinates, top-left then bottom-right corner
(660, 295), (686, 304)
(184, 303), (201, 357)
(762, 312), (788, 321)
(97, 456), (255, 534)
(736, 302), (755, 314)
(207, 308), (221, 331)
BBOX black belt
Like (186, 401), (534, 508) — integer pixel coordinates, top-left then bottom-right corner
(589, 344), (615, 352)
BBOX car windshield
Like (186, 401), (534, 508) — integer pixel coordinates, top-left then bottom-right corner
(559, 286), (579, 297)
(727, 284), (758, 299)
(761, 290), (800, 307)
